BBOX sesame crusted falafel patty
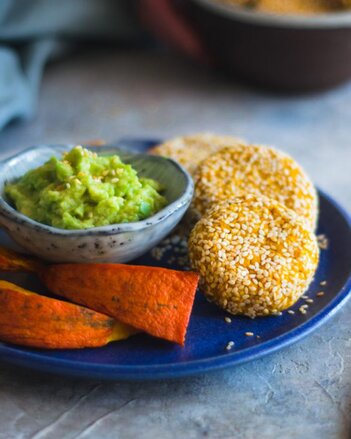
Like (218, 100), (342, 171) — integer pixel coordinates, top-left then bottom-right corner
(193, 144), (318, 231)
(150, 133), (243, 176)
(188, 195), (319, 318)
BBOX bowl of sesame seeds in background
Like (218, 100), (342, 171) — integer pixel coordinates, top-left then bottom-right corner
(182, 0), (351, 90)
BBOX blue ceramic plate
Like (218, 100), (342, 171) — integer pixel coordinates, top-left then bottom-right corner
(0, 138), (350, 380)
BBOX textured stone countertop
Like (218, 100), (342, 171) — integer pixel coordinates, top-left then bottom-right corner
(0, 49), (350, 439)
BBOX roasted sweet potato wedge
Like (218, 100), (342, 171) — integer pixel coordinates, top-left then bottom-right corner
(0, 280), (137, 349)
(0, 246), (44, 273)
(42, 264), (199, 345)
(0, 246), (199, 345)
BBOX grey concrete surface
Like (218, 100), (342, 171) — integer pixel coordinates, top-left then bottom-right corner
(0, 49), (350, 439)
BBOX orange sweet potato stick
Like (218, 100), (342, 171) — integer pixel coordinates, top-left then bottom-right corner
(41, 264), (199, 345)
(0, 246), (45, 273)
(0, 280), (137, 349)
(0, 246), (199, 345)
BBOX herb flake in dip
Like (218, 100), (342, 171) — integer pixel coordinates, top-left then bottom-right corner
(5, 146), (167, 230)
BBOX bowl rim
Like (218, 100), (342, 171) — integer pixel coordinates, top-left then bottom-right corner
(0, 144), (194, 237)
(192, 0), (351, 28)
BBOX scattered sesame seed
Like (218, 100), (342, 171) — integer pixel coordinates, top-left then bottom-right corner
(150, 230), (191, 268)
(302, 295), (309, 299)
(224, 317), (232, 323)
(317, 291), (325, 297)
(65, 183), (70, 189)
(305, 298), (314, 303)
(317, 234), (329, 250)
(299, 304), (309, 314)
(171, 235), (181, 244)
(245, 332), (254, 336)
(288, 310), (295, 315)
(320, 281), (327, 286)
(226, 341), (235, 350)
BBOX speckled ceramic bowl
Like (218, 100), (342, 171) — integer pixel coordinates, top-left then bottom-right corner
(0, 144), (193, 263)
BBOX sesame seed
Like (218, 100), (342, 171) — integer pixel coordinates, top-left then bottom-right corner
(317, 291), (325, 297)
(305, 298), (314, 303)
(317, 234), (329, 250)
(320, 281), (327, 286)
(224, 317), (232, 323)
(245, 332), (254, 336)
(299, 304), (308, 314)
(149, 228), (191, 269)
(226, 341), (235, 350)
(288, 310), (295, 315)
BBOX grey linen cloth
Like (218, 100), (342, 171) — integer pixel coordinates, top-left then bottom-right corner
(0, 0), (142, 130)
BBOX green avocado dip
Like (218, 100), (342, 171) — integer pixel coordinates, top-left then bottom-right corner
(5, 146), (167, 230)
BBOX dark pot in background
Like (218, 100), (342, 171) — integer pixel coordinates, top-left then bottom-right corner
(185, 0), (351, 91)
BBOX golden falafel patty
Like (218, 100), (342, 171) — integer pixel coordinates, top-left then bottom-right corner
(188, 195), (319, 318)
(150, 133), (243, 176)
(193, 144), (318, 231)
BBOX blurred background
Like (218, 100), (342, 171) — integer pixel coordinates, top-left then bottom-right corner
(1, 0), (350, 201)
